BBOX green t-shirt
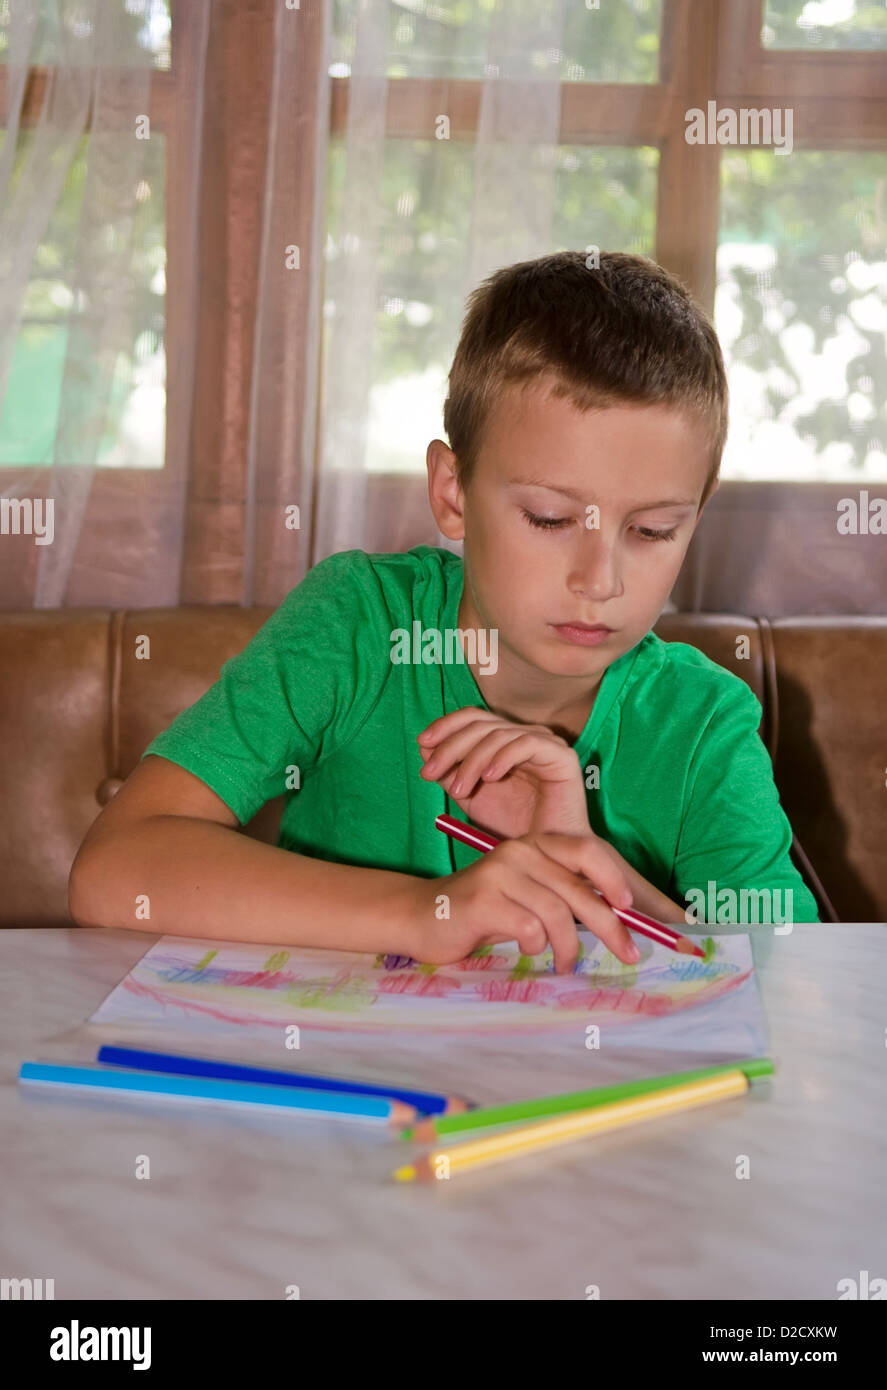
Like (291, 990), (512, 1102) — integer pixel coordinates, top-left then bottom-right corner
(143, 544), (820, 925)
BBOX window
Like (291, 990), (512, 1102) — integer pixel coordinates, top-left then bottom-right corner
(0, 0), (173, 471)
(718, 149), (885, 480)
(326, 0), (887, 484)
(325, 135), (657, 473)
(762, 0), (887, 52)
(330, 0), (663, 83)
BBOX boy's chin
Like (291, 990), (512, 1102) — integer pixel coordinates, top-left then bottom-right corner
(523, 639), (612, 678)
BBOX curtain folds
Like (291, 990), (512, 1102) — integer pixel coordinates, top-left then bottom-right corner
(0, 0), (884, 614)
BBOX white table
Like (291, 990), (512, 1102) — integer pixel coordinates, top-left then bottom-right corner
(1, 926), (884, 1300)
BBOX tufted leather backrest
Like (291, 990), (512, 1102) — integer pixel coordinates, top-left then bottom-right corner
(1, 609), (885, 924)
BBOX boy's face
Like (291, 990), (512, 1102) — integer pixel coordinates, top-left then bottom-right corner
(429, 376), (715, 693)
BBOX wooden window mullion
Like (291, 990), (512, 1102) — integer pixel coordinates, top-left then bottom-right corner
(654, 0), (723, 312)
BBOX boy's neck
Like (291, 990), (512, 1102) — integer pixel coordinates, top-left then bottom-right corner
(481, 676), (603, 744)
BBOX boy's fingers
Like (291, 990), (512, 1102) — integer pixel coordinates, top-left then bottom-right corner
(420, 724), (522, 785)
(527, 862), (636, 963)
(417, 707), (500, 745)
(446, 729), (555, 794)
(534, 833), (634, 911)
(421, 726), (572, 797)
(568, 891), (640, 965)
(478, 731), (575, 782)
(499, 898), (549, 958)
(501, 875), (579, 973)
(418, 721), (508, 779)
(509, 837), (638, 964)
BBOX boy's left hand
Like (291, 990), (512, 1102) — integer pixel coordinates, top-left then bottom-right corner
(417, 707), (591, 839)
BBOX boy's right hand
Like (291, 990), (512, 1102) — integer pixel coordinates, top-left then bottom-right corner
(413, 833), (640, 975)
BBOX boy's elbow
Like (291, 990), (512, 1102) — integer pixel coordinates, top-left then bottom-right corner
(68, 838), (114, 928)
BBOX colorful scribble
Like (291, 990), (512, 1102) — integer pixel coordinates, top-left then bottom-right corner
(89, 930), (758, 1040)
(263, 950), (290, 972)
(510, 955), (533, 981)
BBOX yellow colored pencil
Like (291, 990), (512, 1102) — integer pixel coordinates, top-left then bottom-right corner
(393, 1070), (750, 1182)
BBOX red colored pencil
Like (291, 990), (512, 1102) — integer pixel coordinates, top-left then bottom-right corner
(435, 812), (705, 959)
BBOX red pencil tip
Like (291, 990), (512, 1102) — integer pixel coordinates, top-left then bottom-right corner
(693, 944), (705, 958)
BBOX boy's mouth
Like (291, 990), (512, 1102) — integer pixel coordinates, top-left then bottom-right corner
(550, 622), (614, 647)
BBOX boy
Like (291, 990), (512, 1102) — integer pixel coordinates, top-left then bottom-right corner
(69, 250), (820, 973)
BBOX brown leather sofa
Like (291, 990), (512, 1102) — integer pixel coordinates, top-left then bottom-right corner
(2, 609), (885, 925)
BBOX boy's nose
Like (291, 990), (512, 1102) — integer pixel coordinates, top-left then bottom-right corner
(568, 541), (624, 602)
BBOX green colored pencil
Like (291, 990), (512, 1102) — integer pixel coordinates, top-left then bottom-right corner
(402, 1057), (774, 1142)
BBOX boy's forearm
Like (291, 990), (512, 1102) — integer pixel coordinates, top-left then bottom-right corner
(69, 816), (425, 955)
(69, 814), (687, 959)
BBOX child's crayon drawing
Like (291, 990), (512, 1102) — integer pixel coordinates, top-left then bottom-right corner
(89, 932), (759, 1039)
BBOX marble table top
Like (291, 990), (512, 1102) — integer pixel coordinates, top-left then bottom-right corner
(1, 925), (884, 1300)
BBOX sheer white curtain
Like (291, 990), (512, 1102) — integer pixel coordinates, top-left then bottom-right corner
(2, 1), (883, 612)
(0, 0), (574, 607)
(0, 0), (209, 607)
(311, 0), (568, 565)
(284, 0), (887, 615)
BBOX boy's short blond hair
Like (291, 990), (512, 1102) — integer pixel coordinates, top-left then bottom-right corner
(443, 250), (728, 507)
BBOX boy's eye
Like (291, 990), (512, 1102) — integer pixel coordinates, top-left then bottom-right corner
(521, 508), (572, 531)
(521, 508), (678, 542)
(633, 526), (678, 543)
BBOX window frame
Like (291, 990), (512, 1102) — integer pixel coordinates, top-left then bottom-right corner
(0, 0), (884, 574)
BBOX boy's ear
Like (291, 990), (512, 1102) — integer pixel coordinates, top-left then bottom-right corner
(426, 438), (466, 541)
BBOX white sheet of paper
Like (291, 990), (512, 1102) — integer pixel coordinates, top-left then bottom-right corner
(86, 931), (769, 1090)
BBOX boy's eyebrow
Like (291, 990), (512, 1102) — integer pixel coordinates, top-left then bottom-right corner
(507, 478), (697, 509)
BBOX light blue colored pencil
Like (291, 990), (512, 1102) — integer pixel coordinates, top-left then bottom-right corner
(18, 1061), (416, 1125)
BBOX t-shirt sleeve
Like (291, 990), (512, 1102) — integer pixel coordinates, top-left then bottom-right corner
(671, 680), (821, 924)
(141, 550), (391, 824)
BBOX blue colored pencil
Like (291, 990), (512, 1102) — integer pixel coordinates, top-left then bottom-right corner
(19, 1061), (416, 1125)
(96, 1045), (468, 1116)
